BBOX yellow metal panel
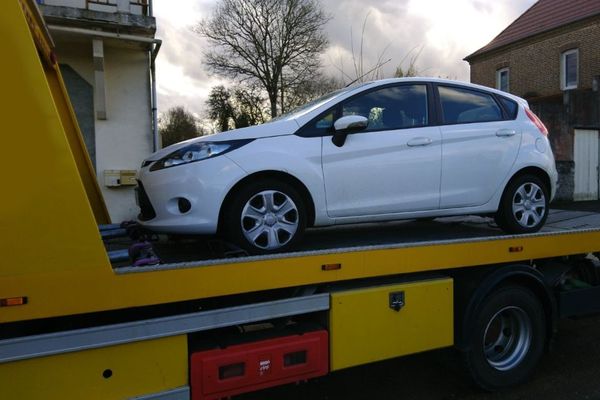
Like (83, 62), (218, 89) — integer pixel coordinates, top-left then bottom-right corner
(18, 0), (54, 64)
(0, 335), (187, 400)
(0, 0), (111, 278)
(329, 279), (453, 371)
(20, 0), (110, 224)
(4, 230), (600, 323)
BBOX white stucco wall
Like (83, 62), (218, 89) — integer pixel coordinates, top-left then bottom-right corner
(41, 0), (145, 15)
(55, 40), (153, 223)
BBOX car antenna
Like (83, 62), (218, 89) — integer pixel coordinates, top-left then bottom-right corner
(344, 58), (392, 88)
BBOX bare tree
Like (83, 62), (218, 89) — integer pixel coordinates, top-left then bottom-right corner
(206, 84), (268, 131)
(331, 12), (392, 85)
(394, 45), (424, 78)
(196, 0), (330, 118)
(159, 106), (202, 147)
(283, 73), (343, 111)
(206, 85), (235, 132)
(233, 85), (268, 127)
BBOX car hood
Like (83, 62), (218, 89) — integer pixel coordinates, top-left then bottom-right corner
(146, 119), (300, 161)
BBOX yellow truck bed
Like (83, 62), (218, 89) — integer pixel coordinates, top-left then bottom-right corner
(2, 0), (600, 326)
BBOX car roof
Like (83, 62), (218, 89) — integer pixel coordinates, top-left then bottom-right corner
(360, 77), (526, 105)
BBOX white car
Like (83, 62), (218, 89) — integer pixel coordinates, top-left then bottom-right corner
(137, 78), (558, 254)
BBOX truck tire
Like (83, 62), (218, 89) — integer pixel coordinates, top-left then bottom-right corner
(223, 179), (306, 255)
(462, 285), (546, 391)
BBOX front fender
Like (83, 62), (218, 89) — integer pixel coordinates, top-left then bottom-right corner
(225, 135), (330, 225)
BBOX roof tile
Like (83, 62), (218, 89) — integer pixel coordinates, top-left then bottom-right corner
(465, 0), (600, 60)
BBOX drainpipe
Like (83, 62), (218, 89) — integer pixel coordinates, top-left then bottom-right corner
(151, 48), (159, 151)
(147, 0), (157, 149)
(46, 25), (162, 151)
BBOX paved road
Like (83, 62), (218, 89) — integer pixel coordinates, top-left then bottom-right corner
(241, 315), (600, 400)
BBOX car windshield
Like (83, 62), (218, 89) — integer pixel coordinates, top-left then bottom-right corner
(269, 83), (367, 123)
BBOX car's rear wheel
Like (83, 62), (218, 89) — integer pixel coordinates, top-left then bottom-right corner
(496, 175), (548, 234)
(223, 179), (306, 254)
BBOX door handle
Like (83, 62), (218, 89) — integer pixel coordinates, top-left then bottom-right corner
(407, 137), (433, 147)
(496, 129), (517, 137)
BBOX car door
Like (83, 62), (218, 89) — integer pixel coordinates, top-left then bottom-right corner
(321, 84), (442, 218)
(437, 85), (521, 209)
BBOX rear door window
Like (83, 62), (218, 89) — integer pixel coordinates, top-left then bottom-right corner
(438, 86), (503, 124)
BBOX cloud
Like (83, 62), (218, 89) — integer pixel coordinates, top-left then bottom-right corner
(154, 0), (220, 116)
(153, 0), (536, 117)
(319, 0), (430, 80)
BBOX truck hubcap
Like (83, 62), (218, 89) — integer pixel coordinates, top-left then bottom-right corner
(483, 306), (532, 371)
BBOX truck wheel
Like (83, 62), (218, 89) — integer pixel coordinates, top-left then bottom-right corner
(463, 285), (546, 391)
(496, 175), (548, 234)
(223, 179), (306, 255)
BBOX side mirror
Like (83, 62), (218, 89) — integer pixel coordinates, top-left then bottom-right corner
(334, 115), (369, 132)
(332, 115), (368, 147)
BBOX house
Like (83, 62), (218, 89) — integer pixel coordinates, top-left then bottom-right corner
(464, 0), (600, 201)
(38, 0), (160, 221)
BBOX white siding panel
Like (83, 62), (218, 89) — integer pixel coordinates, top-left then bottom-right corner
(574, 129), (599, 201)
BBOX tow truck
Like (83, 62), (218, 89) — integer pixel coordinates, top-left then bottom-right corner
(2, 1), (600, 399)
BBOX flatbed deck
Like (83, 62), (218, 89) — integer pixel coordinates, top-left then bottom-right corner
(109, 207), (600, 271)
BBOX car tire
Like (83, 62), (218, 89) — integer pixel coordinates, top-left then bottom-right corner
(496, 174), (548, 234)
(223, 179), (307, 255)
(462, 285), (546, 391)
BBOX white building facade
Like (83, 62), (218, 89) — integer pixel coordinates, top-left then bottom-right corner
(39, 0), (160, 222)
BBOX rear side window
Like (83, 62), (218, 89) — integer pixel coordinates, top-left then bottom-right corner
(498, 96), (518, 119)
(439, 86), (502, 124)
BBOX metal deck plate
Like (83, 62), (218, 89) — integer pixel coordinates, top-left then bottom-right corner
(115, 208), (600, 274)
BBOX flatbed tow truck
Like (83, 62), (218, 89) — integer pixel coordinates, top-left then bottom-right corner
(2, 2), (600, 399)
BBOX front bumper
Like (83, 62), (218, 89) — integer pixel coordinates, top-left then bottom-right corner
(136, 155), (246, 235)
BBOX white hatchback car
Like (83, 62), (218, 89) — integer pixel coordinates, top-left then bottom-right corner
(137, 78), (557, 254)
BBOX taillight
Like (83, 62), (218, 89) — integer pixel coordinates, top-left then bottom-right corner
(525, 108), (548, 136)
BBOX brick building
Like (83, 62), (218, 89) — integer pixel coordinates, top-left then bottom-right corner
(464, 0), (600, 201)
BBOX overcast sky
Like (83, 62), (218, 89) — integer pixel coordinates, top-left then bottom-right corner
(153, 0), (536, 118)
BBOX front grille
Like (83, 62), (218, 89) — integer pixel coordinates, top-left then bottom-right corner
(136, 181), (156, 221)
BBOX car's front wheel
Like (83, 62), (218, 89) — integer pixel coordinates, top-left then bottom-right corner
(496, 175), (548, 234)
(223, 179), (306, 254)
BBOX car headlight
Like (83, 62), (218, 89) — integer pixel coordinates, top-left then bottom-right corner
(149, 139), (253, 171)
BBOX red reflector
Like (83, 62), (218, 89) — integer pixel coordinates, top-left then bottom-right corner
(509, 246), (524, 253)
(322, 263), (341, 271)
(190, 330), (328, 400)
(0, 297), (28, 307)
(525, 108), (548, 136)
